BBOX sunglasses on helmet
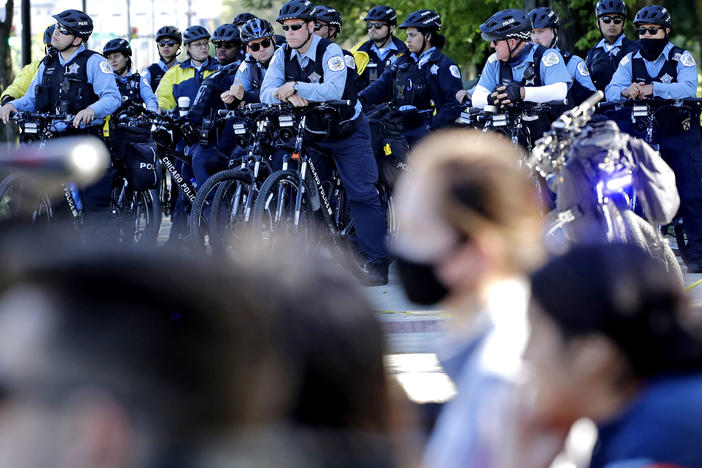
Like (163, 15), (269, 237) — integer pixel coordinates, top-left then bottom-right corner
(158, 40), (177, 47)
(248, 38), (272, 51)
(281, 23), (305, 32)
(600, 16), (624, 25)
(367, 22), (386, 30)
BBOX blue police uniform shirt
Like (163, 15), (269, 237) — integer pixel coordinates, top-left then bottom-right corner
(558, 47), (597, 93)
(605, 42), (698, 101)
(594, 34), (626, 55)
(371, 40), (399, 62)
(234, 57), (267, 92)
(116, 71), (159, 112)
(476, 43), (572, 94)
(13, 44), (121, 118)
(260, 33), (362, 119)
(141, 59), (171, 87)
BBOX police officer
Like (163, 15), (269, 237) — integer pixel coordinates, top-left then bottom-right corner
(359, 9), (463, 147)
(260, 0), (390, 285)
(472, 9), (571, 133)
(529, 7), (597, 105)
(1, 25), (56, 105)
(103, 38), (159, 114)
(157, 25), (219, 244)
(0, 9), (121, 230)
(352, 6), (407, 93)
(312, 5), (359, 89)
(188, 24), (243, 186)
(586, 0), (640, 92)
(142, 26), (182, 93)
(606, 6), (702, 272)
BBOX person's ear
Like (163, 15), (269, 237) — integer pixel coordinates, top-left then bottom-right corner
(389, 25), (395, 35)
(567, 334), (622, 383)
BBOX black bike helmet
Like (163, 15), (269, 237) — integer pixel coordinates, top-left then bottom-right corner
(529, 7), (560, 30)
(313, 5), (342, 33)
(399, 9), (442, 31)
(155, 25), (182, 43)
(102, 38), (132, 56)
(212, 23), (241, 43)
(240, 18), (274, 44)
(480, 9), (532, 41)
(364, 6), (397, 25)
(634, 5), (671, 28)
(52, 9), (93, 40)
(233, 12), (257, 27)
(183, 25), (210, 45)
(277, 0), (316, 23)
(44, 24), (55, 46)
(596, 0), (627, 17)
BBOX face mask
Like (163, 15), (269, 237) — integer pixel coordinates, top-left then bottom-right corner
(638, 37), (668, 61)
(395, 256), (449, 305)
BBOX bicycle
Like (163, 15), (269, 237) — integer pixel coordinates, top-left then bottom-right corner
(250, 100), (367, 274)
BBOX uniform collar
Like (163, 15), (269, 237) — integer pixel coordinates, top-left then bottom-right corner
(411, 46), (437, 66)
(180, 56), (218, 70)
(290, 33), (322, 64)
(508, 42), (533, 67)
(633, 41), (673, 62)
(59, 44), (86, 65)
(596, 34), (625, 49)
(114, 70), (135, 81)
(370, 39), (399, 56)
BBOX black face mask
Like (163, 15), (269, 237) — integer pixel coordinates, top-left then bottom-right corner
(395, 256), (450, 305)
(638, 37), (668, 61)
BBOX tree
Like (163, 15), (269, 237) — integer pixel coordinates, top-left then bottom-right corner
(0, 0), (13, 143)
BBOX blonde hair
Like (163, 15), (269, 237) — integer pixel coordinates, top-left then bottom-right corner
(409, 128), (545, 273)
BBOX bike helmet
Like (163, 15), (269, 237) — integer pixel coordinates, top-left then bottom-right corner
(240, 18), (274, 44)
(529, 7), (560, 30)
(596, 0), (627, 17)
(52, 9), (93, 40)
(364, 6), (397, 25)
(102, 38), (132, 56)
(183, 25), (210, 45)
(634, 5), (671, 28)
(480, 9), (532, 41)
(233, 12), (257, 26)
(44, 24), (55, 46)
(277, 0), (316, 24)
(399, 9), (441, 31)
(212, 23), (241, 44)
(155, 25), (182, 43)
(313, 5), (342, 33)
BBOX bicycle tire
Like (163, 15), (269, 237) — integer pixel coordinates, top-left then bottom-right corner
(251, 169), (316, 253)
(189, 168), (252, 252)
(0, 173), (54, 224)
(622, 210), (684, 288)
(111, 185), (161, 245)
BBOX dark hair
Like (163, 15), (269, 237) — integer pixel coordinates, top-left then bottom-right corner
(531, 243), (702, 378)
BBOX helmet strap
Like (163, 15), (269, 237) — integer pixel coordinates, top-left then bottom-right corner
(550, 28), (558, 48)
(293, 23), (314, 50)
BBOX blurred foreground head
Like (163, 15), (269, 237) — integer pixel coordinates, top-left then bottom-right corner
(0, 229), (280, 468)
(526, 243), (702, 430)
(392, 129), (544, 305)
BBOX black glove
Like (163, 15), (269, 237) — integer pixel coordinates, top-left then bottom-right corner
(1, 95), (15, 106)
(502, 82), (523, 106)
(181, 122), (199, 146)
(487, 92), (499, 106)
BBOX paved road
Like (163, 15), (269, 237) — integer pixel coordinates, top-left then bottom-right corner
(160, 223), (702, 403)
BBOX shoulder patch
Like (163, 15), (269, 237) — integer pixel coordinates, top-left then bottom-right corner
(619, 55), (630, 67)
(328, 55), (346, 72)
(99, 60), (113, 74)
(681, 53), (696, 67)
(577, 61), (590, 77)
(449, 64), (461, 79)
(488, 53), (497, 64)
(344, 55), (356, 70)
(542, 52), (560, 67)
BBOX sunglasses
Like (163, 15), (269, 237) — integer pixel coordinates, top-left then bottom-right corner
(367, 22), (386, 30)
(55, 23), (72, 35)
(213, 41), (236, 49)
(282, 23), (306, 31)
(314, 22), (329, 31)
(248, 38), (272, 51)
(600, 16), (624, 25)
(637, 26), (662, 35)
(158, 40), (177, 47)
